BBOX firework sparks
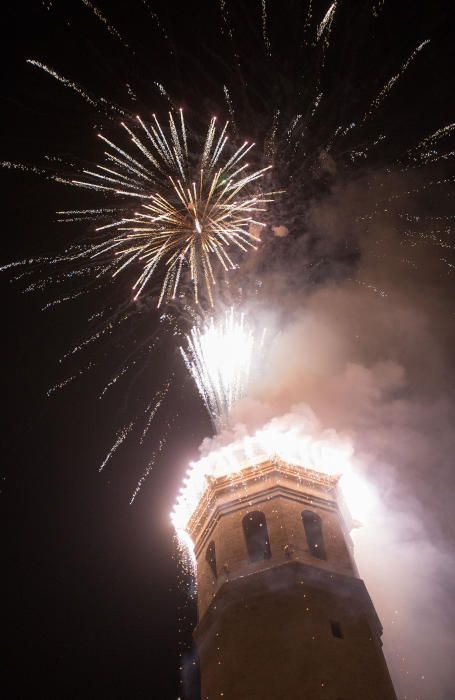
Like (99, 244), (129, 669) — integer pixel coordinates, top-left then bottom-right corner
(64, 112), (276, 307)
(317, 1), (337, 44)
(180, 308), (257, 430)
(99, 421), (134, 472)
(47, 361), (95, 397)
(363, 39), (430, 122)
(26, 59), (99, 109)
(171, 420), (375, 539)
(130, 415), (175, 505)
(261, 0), (271, 56)
(81, 0), (128, 47)
(140, 378), (172, 444)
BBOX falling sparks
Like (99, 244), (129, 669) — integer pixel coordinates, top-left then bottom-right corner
(60, 315), (120, 360)
(99, 421), (134, 472)
(81, 0), (128, 47)
(407, 122), (455, 164)
(180, 308), (256, 430)
(1, 161), (46, 175)
(316, 2), (337, 44)
(264, 109), (281, 158)
(26, 59), (99, 108)
(47, 362), (95, 396)
(130, 417), (175, 504)
(98, 361), (137, 399)
(42, 289), (90, 310)
(223, 85), (236, 125)
(140, 378), (172, 444)
(154, 82), (172, 102)
(363, 40), (430, 122)
(261, 0), (271, 56)
(140, 0), (173, 54)
(65, 111), (275, 307)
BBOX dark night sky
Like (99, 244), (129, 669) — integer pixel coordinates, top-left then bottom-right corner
(2, 2), (455, 699)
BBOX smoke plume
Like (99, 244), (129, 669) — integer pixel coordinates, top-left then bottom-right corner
(203, 167), (455, 698)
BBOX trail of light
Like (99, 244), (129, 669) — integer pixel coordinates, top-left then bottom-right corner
(155, 82), (172, 102)
(140, 377), (172, 444)
(1, 161), (45, 175)
(261, 0), (271, 56)
(98, 361), (137, 399)
(47, 361), (95, 396)
(265, 109), (280, 158)
(130, 416), (175, 504)
(60, 313), (125, 360)
(27, 59), (99, 108)
(140, 0), (173, 54)
(317, 2), (337, 43)
(42, 289), (89, 310)
(99, 421), (134, 472)
(407, 123), (455, 165)
(363, 40), (430, 122)
(223, 85), (235, 124)
(355, 279), (388, 298)
(81, 0), (128, 47)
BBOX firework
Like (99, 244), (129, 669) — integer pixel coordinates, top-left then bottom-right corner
(65, 112), (276, 307)
(180, 308), (258, 430)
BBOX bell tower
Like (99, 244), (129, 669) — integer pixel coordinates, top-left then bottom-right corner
(185, 458), (397, 699)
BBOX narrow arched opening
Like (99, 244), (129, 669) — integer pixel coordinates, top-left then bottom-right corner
(205, 540), (217, 578)
(242, 511), (272, 562)
(302, 510), (326, 560)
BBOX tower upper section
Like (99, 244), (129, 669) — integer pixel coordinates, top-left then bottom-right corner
(175, 456), (397, 699)
(187, 458), (357, 619)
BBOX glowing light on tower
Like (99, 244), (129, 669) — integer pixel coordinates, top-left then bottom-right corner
(174, 309), (376, 549)
(171, 420), (376, 542)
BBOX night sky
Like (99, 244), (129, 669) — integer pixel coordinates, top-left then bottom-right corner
(2, 2), (455, 699)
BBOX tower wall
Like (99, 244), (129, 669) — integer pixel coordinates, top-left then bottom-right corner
(188, 459), (397, 700)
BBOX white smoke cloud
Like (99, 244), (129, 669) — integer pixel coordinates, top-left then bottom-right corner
(201, 167), (455, 697)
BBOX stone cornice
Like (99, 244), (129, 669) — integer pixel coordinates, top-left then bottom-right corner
(188, 458), (341, 549)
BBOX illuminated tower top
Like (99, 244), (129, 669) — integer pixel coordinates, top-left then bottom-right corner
(173, 455), (397, 699)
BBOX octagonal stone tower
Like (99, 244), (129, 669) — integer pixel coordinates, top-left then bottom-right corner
(187, 458), (397, 699)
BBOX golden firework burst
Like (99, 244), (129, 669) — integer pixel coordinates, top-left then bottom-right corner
(69, 111), (277, 306)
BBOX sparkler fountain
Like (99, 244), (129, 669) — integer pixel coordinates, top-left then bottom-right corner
(173, 312), (398, 699)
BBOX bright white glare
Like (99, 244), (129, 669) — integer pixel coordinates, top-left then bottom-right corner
(171, 422), (377, 538)
(181, 308), (256, 430)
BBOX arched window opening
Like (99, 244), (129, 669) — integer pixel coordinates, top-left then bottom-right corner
(205, 540), (217, 579)
(302, 510), (326, 560)
(330, 620), (343, 639)
(242, 511), (272, 562)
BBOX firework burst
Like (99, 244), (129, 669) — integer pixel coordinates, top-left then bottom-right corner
(65, 111), (276, 307)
